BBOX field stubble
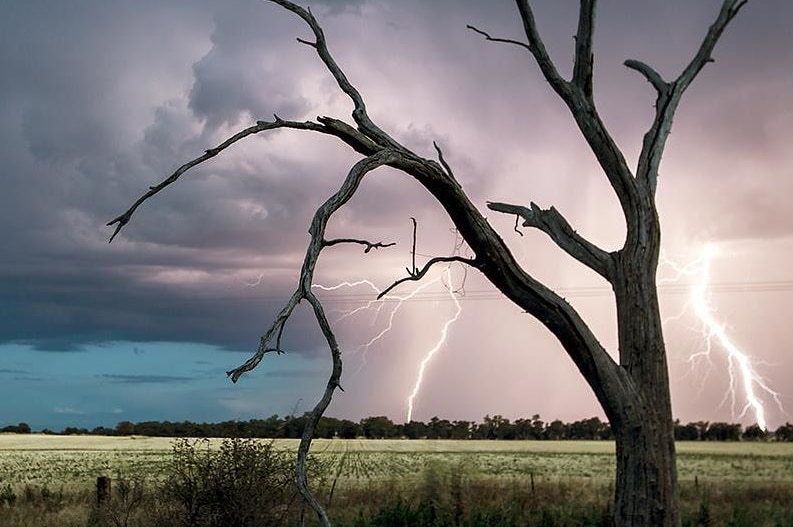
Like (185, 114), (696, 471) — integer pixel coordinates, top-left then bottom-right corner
(1, 436), (792, 488)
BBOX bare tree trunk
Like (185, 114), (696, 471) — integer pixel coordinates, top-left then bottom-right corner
(597, 206), (680, 527)
(613, 408), (679, 527)
(612, 264), (679, 526)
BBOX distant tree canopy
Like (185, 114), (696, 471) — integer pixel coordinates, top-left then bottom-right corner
(9, 417), (793, 442)
(0, 422), (30, 434)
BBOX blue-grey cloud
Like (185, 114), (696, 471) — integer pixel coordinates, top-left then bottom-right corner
(100, 374), (196, 384)
(0, 0), (791, 430)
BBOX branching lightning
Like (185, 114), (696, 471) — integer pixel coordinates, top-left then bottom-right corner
(661, 244), (783, 430)
(314, 276), (444, 362)
(406, 268), (462, 423)
(313, 266), (463, 423)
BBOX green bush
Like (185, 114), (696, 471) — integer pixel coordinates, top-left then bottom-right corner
(160, 437), (303, 527)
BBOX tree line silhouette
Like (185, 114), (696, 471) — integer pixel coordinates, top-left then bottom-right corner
(3, 415), (793, 441)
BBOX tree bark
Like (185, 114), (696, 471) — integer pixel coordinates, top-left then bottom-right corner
(611, 249), (680, 527)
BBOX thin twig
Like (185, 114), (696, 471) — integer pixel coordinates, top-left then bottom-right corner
(433, 141), (456, 181)
(379, 255), (478, 299)
(107, 118), (327, 242)
(408, 217), (418, 276)
(466, 24), (530, 51)
(324, 238), (395, 253)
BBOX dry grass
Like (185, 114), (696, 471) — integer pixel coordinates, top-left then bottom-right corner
(3, 435), (793, 488)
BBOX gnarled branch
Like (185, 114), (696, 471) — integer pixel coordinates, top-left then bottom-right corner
(487, 201), (612, 280)
(224, 149), (400, 527)
(465, 24), (530, 51)
(624, 59), (669, 95)
(509, 0), (638, 237)
(267, 0), (401, 150)
(378, 255), (478, 300)
(572, 0), (596, 96)
(629, 0), (748, 194)
(323, 238), (396, 253)
(433, 141), (457, 182)
(107, 117), (328, 242)
(513, 0), (569, 95)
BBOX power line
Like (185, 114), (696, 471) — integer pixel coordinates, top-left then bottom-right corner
(201, 279), (793, 304)
(309, 280), (793, 305)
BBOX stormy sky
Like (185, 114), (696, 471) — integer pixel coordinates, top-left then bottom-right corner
(1, 0), (791, 431)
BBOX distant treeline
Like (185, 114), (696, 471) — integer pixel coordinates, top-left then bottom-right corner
(4, 415), (793, 441)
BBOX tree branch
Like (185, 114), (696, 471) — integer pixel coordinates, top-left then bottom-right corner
(623, 59), (669, 94)
(108, 117), (332, 242)
(513, 0), (569, 95)
(677, 0), (747, 94)
(487, 201), (612, 280)
(510, 0), (638, 240)
(628, 0), (748, 195)
(294, 291), (340, 527)
(323, 238), (396, 253)
(465, 24), (531, 51)
(225, 149), (400, 527)
(377, 255), (478, 299)
(572, 0), (596, 97)
(267, 0), (401, 150)
(433, 141), (457, 182)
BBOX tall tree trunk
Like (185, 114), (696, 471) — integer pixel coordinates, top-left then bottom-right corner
(610, 240), (680, 527)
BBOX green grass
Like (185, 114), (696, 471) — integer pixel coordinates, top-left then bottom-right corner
(2, 435), (792, 488)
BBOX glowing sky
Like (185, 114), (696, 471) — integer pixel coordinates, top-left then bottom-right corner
(1, 0), (791, 431)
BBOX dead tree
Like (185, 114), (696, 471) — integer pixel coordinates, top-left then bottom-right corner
(108, 1), (747, 526)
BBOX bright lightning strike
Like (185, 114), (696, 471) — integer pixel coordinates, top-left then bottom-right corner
(313, 267), (464, 422)
(661, 244), (783, 430)
(406, 267), (462, 423)
(314, 276), (445, 362)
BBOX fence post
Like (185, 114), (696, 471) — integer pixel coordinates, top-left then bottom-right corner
(97, 476), (111, 506)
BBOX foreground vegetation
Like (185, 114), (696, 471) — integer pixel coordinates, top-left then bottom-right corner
(1, 436), (792, 526)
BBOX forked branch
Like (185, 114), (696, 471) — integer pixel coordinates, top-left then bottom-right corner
(324, 238), (395, 253)
(487, 201), (612, 280)
(506, 0), (638, 230)
(224, 149), (401, 527)
(628, 0), (748, 193)
(378, 255), (478, 299)
(267, 0), (400, 149)
(572, 0), (596, 96)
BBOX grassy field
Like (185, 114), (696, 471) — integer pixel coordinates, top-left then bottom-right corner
(2, 435), (792, 488)
(1, 435), (792, 527)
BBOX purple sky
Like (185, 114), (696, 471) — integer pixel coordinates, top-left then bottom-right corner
(1, 0), (791, 431)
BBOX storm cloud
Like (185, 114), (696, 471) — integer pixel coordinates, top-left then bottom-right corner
(1, 0), (791, 429)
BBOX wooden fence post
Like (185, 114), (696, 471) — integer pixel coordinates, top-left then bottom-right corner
(97, 476), (111, 506)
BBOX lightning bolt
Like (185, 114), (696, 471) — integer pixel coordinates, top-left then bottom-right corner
(406, 267), (462, 422)
(314, 276), (445, 362)
(660, 244), (783, 430)
(313, 266), (464, 422)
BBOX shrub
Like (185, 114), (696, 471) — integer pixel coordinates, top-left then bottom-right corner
(160, 437), (304, 527)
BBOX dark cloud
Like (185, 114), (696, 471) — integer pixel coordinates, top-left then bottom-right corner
(14, 376), (45, 383)
(0, 0), (791, 429)
(100, 374), (196, 384)
(265, 368), (326, 378)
